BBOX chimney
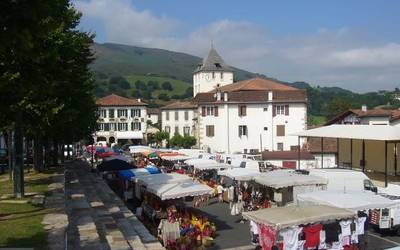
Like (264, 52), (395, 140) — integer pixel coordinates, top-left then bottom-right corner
(138, 98), (141, 103)
(361, 104), (367, 112)
(223, 92), (228, 102)
(268, 91), (273, 101)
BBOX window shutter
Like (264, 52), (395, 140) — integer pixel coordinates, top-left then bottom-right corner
(273, 105), (276, 117)
(214, 106), (218, 117)
(285, 105), (289, 116)
(243, 106), (247, 116)
(202, 107), (206, 117)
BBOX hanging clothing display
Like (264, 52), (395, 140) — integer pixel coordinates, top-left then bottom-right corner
(279, 226), (303, 250)
(323, 222), (341, 243)
(258, 224), (276, 250)
(355, 217), (366, 235)
(158, 219), (180, 246)
(250, 220), (259, 245)
(303, 224), (323, 249)
(318, 230), (326, 249)
(339, 220), (352, 237)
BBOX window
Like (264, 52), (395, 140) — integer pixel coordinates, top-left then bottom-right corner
(184, 111), (189, 121)
(183, 126), (190, 136)
(263, 107), (268, 112)
(117, 123), (128, 131)
(207, 106), (214, 116)
(131, 109), (141, 117)
(117, 109), (128, 118)
(166, 111), (170, 121)
(99, 109), (107, 118)
(206, 125), (214, 137)
(164, 126), (170, 133)
(264, 127), (268, 131)
(277, 143), (284, 151)
(212, 72), (215, 79)
(276, 105), (285, 115)
(174, 126), (179, 135)
(109, 109), (115, 118)
(99, 123), (104, 131)
(291, 145), (300, 151)
(175, 111), (179, 121)
(110, 123), (116, 131)
(276, 125), (285, 136)
(132, 122), (141, 131)
(239, 125), (248, 137)
(238, 105), (247, 116)
(220, 72), (223, 79)
(104, 123), (110, 131)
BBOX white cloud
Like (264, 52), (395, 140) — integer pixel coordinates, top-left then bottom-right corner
(75, 0), (400, 92)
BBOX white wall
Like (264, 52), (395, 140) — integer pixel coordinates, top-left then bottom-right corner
(198, 102), (307, 154)
(161, 109), (197, 138)
(193, 71), (234, 96)
(147, 114), (159, 125)
(361, 116), (390, 125)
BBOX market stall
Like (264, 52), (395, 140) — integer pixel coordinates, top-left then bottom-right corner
(242, 205), (358, 250)
(253, 170), (328, 206)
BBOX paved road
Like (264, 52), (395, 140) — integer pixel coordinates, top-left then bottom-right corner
(367, 229), (400, 250)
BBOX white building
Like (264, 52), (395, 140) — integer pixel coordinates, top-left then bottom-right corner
(193, 46), (234, 96)
(147, 108), (160, 125)
(161, 101), (198, 139)
(194, 78), (308, 153)
(95, 94), (147, 144)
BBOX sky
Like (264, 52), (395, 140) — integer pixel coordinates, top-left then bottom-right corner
(75, 0), (400, 92)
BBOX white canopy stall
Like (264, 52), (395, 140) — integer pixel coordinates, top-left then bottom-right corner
(146, 181), (214, 200)
(218, 168), (260, 181)
(297, 191), (400, 211)
(184, 158), (218, 167)
(292, 125), (400, 186)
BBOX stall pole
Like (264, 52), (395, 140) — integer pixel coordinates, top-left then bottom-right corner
(321, 137), (324, 169)
(385, 141), (388, 187)
(395, 143), (398, 176)
(337, 138), (340, 167)
(362, 140), (365, 173)
(297, 136), (300, 170)
(350, 139), (353, 170)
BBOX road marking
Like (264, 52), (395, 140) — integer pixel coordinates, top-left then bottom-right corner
(369, 232), (400, 246)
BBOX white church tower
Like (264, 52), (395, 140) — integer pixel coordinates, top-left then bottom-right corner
(193, 46), (234, 97)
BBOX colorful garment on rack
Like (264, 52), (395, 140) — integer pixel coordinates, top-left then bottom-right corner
(303, 224), (323, 248)
(258, 224), (276, 250)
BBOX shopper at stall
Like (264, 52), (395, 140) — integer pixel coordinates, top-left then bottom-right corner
(217, 184), (224, 202)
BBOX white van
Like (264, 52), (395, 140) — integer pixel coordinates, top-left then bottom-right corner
(308, 168), (377, 193)
(238, 160), (266, 172)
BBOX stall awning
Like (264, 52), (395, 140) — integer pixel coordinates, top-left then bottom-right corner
(129, 145), (153, 154)
(297, 191), (400, 211)
(184, 158), (218, 167)
(134, 173), (191, 186)
(254, 170), (328, 189)
(117, 166), (161, 181)
(194, 162), (235, 171)
(292, 124), (400, 141)
(117, 131), (144, 140)
(160, 154), (193, 161)
(218, 168), (260, 181)
(242, 205), (355, 230)
(146, 181), (214, 200)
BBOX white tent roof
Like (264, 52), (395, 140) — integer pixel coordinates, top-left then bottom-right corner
(297, 191), (400, 211)
(146, 181), (214, 200)
(194, 162), (235, 171)
(134, 173), (191, 186)
(292, 124), (400, 141)
(254, 171), (328, 188)
(243, 205), (355, 230)
(160, 155), (193, 161)
(117, 131), (144, 139)
(218, 168), (260, 181)
(129, 145), (153, 154)
(184, 158), (218, 167)
(379, 183), (400, 197)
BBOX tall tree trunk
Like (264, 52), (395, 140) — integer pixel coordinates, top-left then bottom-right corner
(33, 137), (44, 172)
(44, 139), (51, 168)
(52, 139), (59, 166)
(14, 114), (24, 198)
(60, 141), (65, 163)
(7, 131), (13, 180)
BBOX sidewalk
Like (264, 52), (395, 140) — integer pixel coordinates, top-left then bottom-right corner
(64, 160), (164, 250)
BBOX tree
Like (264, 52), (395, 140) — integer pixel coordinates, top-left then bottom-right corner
(158, 93), (170, 101)
(147, 80), (160, 90)
(154, 131), (169, 144)
(109, 75), (130, 89)
(182, 87), (193, 98)
(324, 97), (352, 120)
(181, 136), (196, 148)
(141, 90), (152, 100)
(135, 80), (147, 90)
(162, 81), (173, 91)
(169, 134), (183, 147)
(131, 89), (142, 98)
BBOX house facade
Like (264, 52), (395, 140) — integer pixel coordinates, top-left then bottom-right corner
(147, 108), (160, 125)
(95, 94), (147, 144)
(194, 78), (308, 153)
(161, 101), (198, 139)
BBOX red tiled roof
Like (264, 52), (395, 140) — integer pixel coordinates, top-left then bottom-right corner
(161, 101), (197, 110)
(147, 108), (160, 115)
(326, 108), (396, 125)
(96, 94), (147, 106)
(262, 151), (315, 160)
(210, 77), (298, 92)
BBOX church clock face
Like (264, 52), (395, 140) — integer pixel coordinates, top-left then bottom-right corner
(205, 73), (211, 81)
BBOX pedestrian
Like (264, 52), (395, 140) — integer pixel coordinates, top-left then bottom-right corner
(217, 184), (224, 202)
